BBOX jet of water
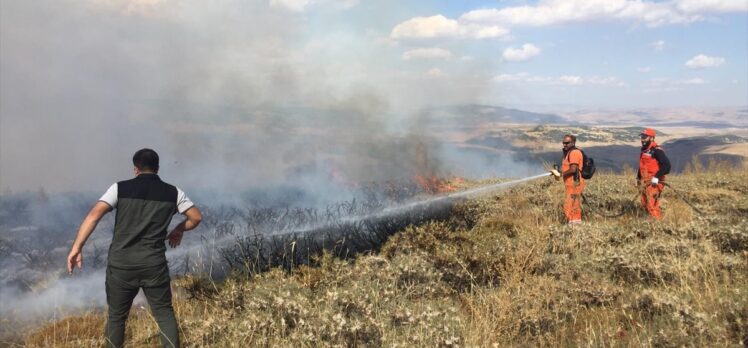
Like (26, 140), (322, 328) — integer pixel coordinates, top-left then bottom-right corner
(185, 172), (552, 247)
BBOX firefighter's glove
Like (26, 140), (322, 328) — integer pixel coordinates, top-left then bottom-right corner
(550, 169), (561, 180)
(650, 177), (659, 186)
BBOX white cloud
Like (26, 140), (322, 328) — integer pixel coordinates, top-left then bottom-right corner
(460, 56), (475, 62)
(470, 25), (509, 39)
(390, 14), (508, 40)
(392, 1), (746, 43)
(493, 73), (625, 86)
(651, 40), (665, 51)
(402, 47), (452, 60)
(493, 73), (529, 82)
(559, 75), (583, 85)
(269, 0), (358, 12)
(637, 67), (653, 72)
(391, 15), (461, 39)
(586, 76), (627, 86)
(459, 0), (699, 28)
(502, 43), (541, 62)
(685, 54), (726, 68)
(675, 0), (748, 13)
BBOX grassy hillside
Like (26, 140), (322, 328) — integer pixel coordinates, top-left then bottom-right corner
(23, 165), (748, 347)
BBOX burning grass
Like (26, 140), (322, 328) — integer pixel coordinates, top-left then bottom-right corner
(20, 165), (748, 347)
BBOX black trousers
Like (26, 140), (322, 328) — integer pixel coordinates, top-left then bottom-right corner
(105, 263), (179, 348)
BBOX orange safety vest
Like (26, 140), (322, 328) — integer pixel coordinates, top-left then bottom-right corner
(563, 148), (584, 186)
(639, 142), (665, 181)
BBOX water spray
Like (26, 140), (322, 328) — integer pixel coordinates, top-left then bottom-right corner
(182, 172), (552, 251)
(0, 172), (553, 320)
(316, 172), (552, 230)
(184, 172), (554, 276)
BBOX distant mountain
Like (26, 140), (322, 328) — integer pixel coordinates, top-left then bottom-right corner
(420, 104), (567, 125)
(653, 121), (736, 129)
(664, 134), (747, 148)
(530, 135), (746, 172)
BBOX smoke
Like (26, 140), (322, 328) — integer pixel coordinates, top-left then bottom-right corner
(0, 0), (325, 191)
(0, 268), (107, 321)
(0, 0), (538, 329)
(0, 0), (500, 194)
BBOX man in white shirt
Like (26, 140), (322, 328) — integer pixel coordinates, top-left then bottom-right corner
(66, 148), (202, 348)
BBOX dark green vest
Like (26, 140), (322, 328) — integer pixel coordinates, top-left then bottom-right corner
(109, 174), (178, 269)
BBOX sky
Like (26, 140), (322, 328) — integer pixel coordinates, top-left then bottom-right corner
(0, 0), (747, 192)
(320, 0), (748, 109)
(3, 0), (746, 110)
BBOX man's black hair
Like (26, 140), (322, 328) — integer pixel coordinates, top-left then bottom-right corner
(564, 134), (577, 143)
(133, 148), (159, 172)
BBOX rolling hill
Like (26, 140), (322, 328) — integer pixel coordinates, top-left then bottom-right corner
(21, 166), (748, 347)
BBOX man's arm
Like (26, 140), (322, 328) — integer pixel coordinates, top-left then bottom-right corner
(166, 206), (203, 248)
(652, 148), (671, 179)
(67, 201), (112, 274)
(562, 149), (582, 178)
(562, 164), (579, 178)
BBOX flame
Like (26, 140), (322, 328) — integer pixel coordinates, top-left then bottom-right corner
(411, 140), (464, 194)
(413, 175), (462, 194)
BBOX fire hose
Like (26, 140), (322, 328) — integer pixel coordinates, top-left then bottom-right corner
(548, 168), (627, 218)
(581, 194), (628, 218)
(581, 182), (705, 219)
(549, 167), (705, 218)
(662, 182), (704, 215)
(582, 183), (704, 219)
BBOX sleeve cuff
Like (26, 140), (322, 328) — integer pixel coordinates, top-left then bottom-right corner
(179, 203), (195, 214)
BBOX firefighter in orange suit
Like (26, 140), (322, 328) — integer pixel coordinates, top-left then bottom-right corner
(638, 128), (671, 219)
(560, 134), (584, 225)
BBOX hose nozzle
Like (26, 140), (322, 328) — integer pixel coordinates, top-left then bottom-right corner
(549, 169), (561, 180)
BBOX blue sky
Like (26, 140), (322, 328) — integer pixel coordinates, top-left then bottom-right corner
(297, 0), (747, 109)
(2, 0), (747, 114)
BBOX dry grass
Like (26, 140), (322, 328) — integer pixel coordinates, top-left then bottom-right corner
(21, 165), (748, 347)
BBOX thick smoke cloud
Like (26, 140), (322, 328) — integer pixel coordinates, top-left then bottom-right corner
(1, 0), (394, 193)
(1, 0), (507, 195)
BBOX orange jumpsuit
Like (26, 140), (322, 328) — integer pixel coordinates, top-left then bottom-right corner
(562, 149), (585, 224)
(639, 142), (668, 219)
